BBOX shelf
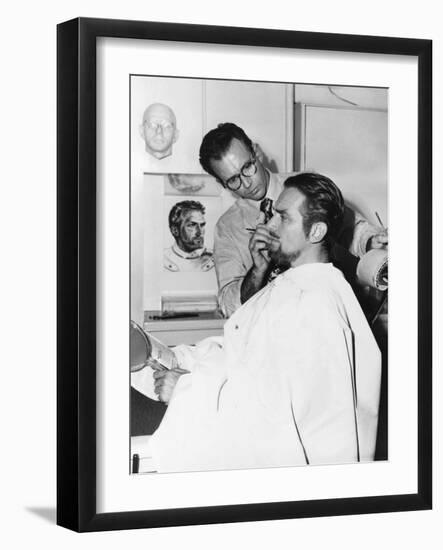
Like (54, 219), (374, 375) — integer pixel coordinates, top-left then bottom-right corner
(143, 310), (225, 346)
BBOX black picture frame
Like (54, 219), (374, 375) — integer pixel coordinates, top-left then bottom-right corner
(57, 17), (432, 532)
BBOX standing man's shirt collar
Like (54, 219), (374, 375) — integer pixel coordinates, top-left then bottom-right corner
(241, 169), (281, 208)
(266, 170), (283, 202)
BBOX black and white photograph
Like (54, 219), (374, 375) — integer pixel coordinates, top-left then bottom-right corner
(54, 15), (432, 535)
(2, 0), (439, 543)
(130, 75), (389, 475)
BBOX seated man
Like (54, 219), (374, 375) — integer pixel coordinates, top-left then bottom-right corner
(149, 173), (381, 473)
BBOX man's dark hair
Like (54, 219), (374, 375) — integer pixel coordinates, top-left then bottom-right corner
(168, 200), (205, 235)
(199, 123), (254, 179)
(284, 172), (345, 245)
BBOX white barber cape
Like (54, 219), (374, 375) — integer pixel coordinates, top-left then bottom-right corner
(149, 263), (381, 473)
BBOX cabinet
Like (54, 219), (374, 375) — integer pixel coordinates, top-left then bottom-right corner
(143, 312), (225, 346)
(294, 102), (388, 225)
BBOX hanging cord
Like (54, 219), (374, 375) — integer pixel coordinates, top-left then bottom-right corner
(328, 86), (358, 106)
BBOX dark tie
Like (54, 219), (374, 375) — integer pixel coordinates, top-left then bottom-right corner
(260, 198), (273, 223)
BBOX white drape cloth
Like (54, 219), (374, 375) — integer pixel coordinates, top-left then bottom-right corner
(149, 263), (381, 473)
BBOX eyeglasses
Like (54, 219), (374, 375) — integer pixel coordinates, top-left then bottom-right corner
(223, 156), (258, 191)
(143, 121), (174, 132)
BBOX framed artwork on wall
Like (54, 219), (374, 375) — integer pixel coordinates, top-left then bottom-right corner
(57, 17), (432, 532)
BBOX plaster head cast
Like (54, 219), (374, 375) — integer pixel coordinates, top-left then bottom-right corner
(199, 123), (269, 201)
(140, 103), (179, 159)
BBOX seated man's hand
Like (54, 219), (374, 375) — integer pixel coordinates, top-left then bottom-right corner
(367, 230), (388, 250)
(249, 222), (281, 273)
(153, 366), (189, 404)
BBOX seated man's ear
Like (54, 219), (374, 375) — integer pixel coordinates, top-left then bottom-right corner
(173, 128), (180, 143)
(309, 221), (327, 244)
(139, 124), (145, 139)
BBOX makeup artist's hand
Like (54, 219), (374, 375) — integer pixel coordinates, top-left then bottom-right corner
(248, 215), (281, 273)
(240, 214), (281, 304)
(367, 230), (388, 250)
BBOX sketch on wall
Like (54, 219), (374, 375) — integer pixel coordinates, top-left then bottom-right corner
(165, 173), (221, 196)
(139, 173), (225, 313)
(162, 193), (222, 280)
(163, 199), (215, 273)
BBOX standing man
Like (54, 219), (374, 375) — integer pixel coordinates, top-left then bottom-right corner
(163, 200), (214, 273)
(199, 123), (388, 317)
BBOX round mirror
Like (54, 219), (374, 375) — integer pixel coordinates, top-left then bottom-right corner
(130, 321), (152, 372)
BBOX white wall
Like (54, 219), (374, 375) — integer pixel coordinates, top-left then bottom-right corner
(295, 84), (388, 109)
(131, 77), (291, 314)
(132, 76), (205, 174)
(204, 79), (293, 171)
(1, 1), (441, 549)
(294, 84), (388, 225)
